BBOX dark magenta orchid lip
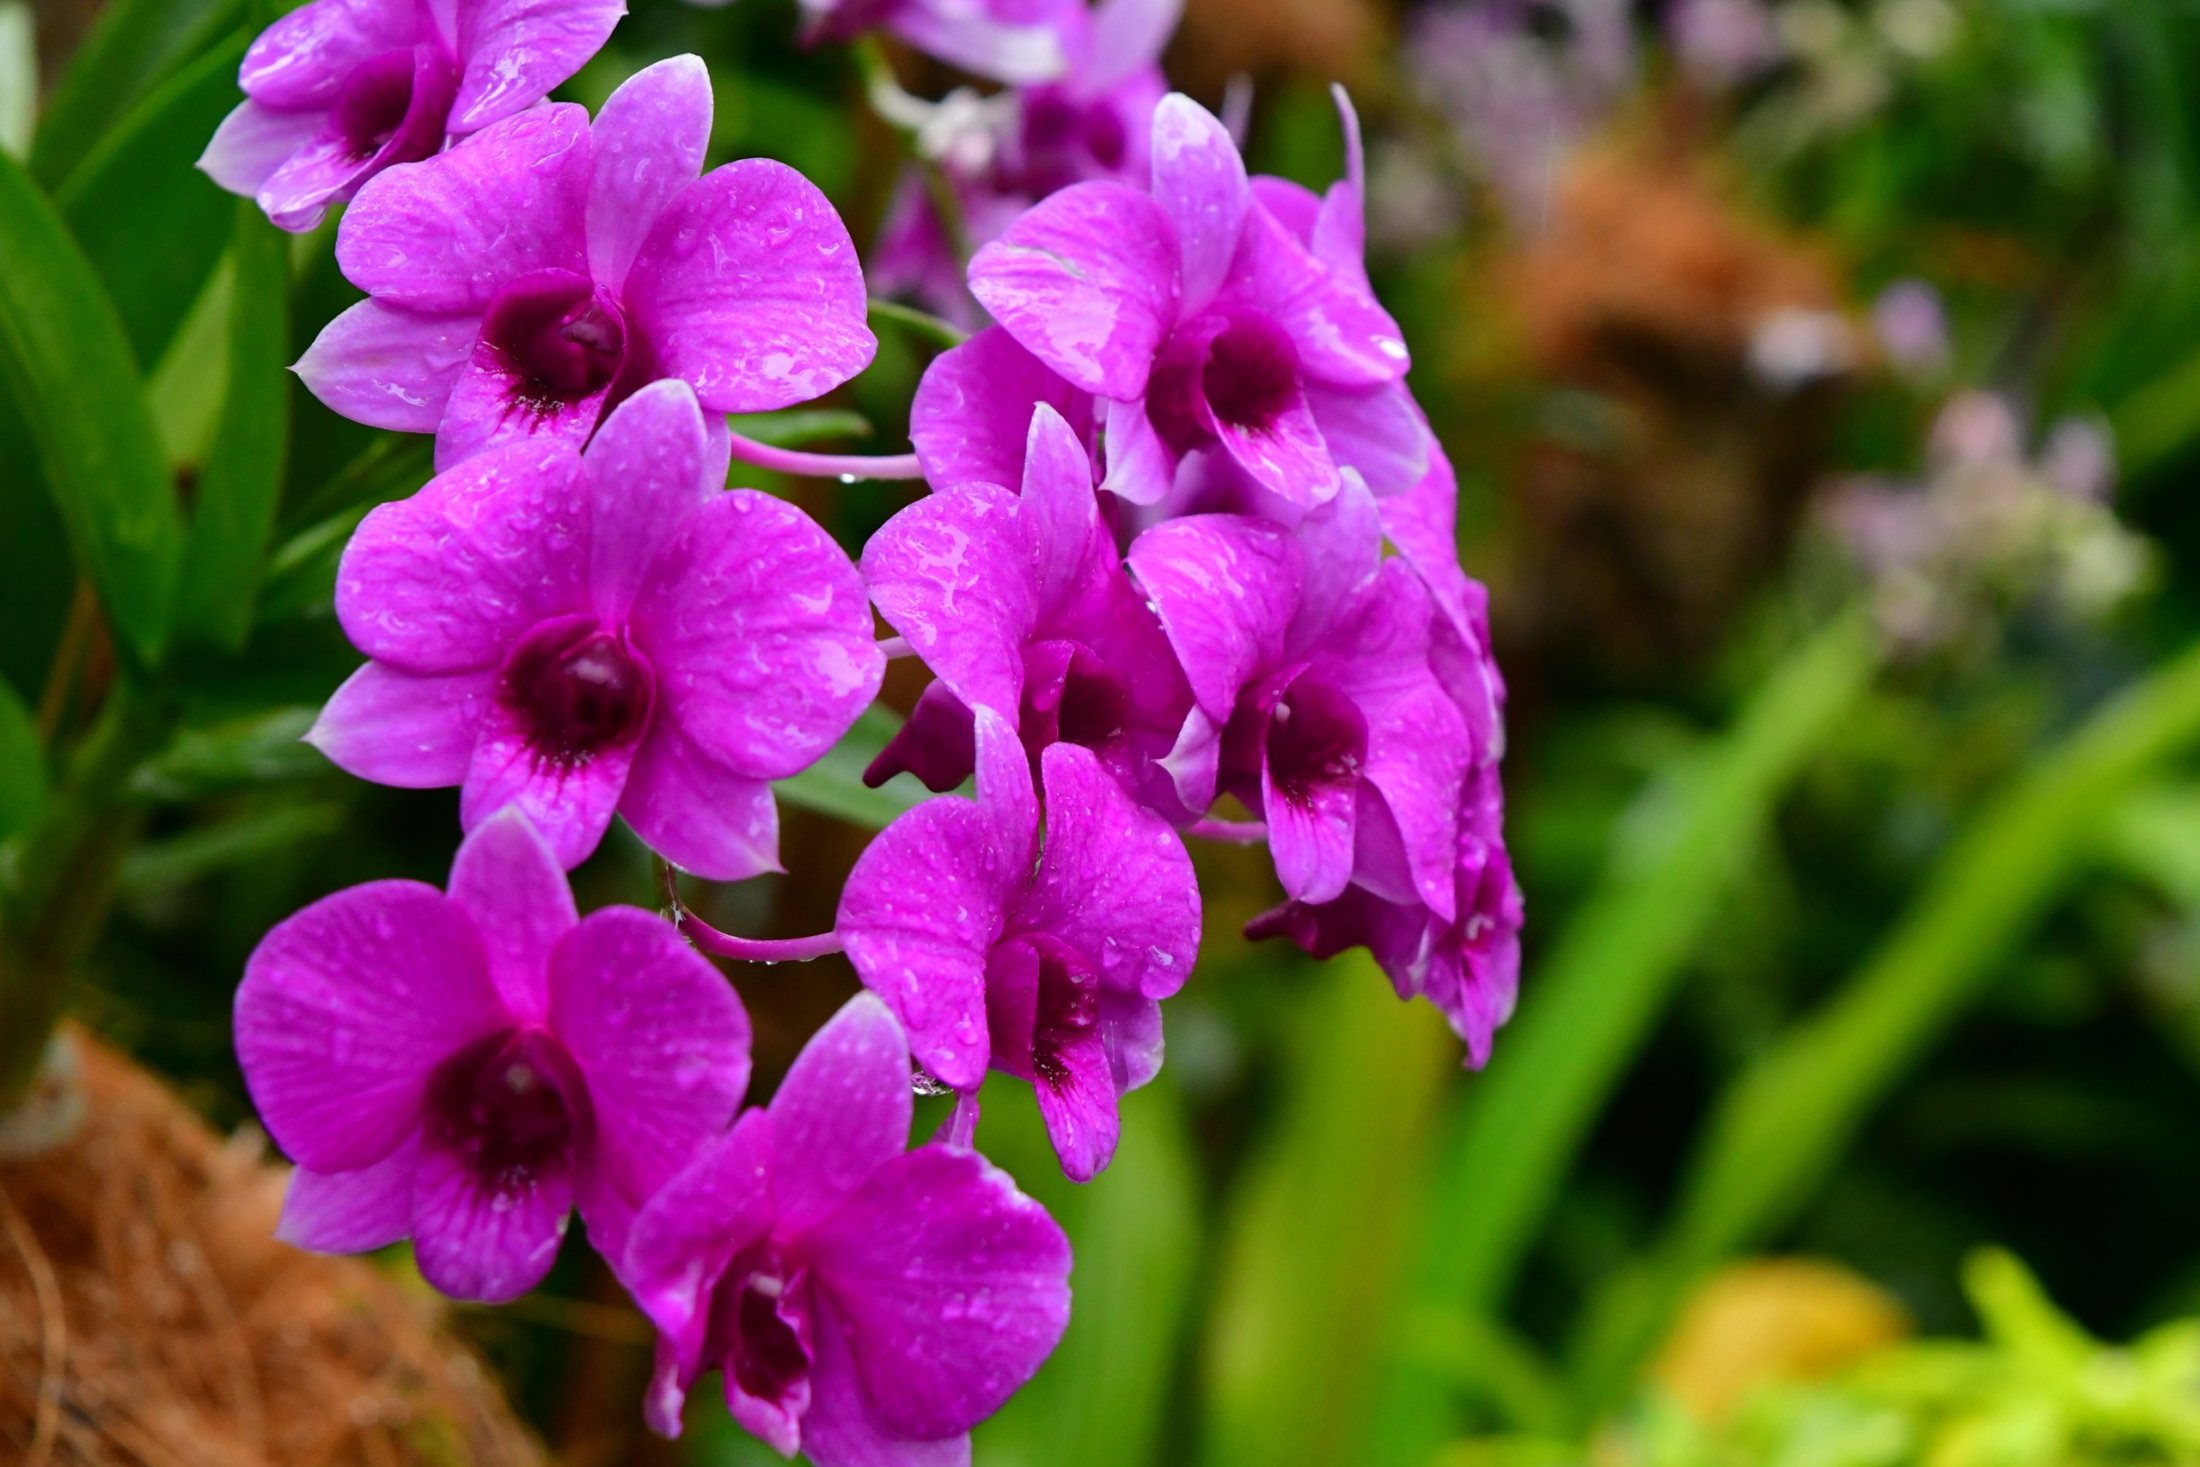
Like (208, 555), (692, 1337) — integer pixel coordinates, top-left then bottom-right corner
(705, 1249), (814, 1416)
(481, 270), (631, 417)
(1263, 671), (1368, 807)
(497, 614), (656, 768)
(332, 44), (458, 171)
(422, 1028), (588, 1193)
(1200, 312), (1304, 436)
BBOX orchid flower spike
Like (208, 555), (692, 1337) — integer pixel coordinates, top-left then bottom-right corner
(310, 379), (883, 878)
(298, 56), (875, 471)
(839, 709), (1199, 1180)
(235, 809), (751, 1300)
(624, 992), (1073, 1455)
(201, 0), (627, 233)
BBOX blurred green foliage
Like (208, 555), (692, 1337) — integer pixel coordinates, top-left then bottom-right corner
(10, 0), (2200, 1464)
(1605, 1252), (2200, 1467)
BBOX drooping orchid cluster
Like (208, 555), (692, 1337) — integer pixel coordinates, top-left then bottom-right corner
(217, 1), (1518, 1459)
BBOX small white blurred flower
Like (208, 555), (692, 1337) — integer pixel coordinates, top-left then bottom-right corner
(1871, 278), (1950, 377)
(1668, 0), (1783, 89)
(1749, 308), (1859, 392)
(2040, 416), (2116, 503)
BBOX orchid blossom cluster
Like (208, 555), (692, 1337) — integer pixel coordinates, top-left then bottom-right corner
(211, 0), (1518, 1459)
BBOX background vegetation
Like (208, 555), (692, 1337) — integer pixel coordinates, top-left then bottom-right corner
(8, 0), (2200, 1462)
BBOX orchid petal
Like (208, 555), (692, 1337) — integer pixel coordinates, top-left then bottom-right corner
(236, 882), (505, 1173)
(969, 181), (1178, 400)
(295, 300), (474, 435)
(585, 55), (713, 291)
(307, 663), (493, 789)
(449, 0), (627, 134)
(625, 160), (875, 413)
(339, 102), (592, 313)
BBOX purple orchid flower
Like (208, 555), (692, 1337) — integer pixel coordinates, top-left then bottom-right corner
(870, 0), (1179, 323)
(796, 0), (1079, 84)
(1128, 475), (1470, 926)
(308, 379), (883, 878)
(1248, 760), (1522, 1064)
(296, 55), (875, 471)
(234, 808), (751, 1301)
(966, 90), (1423, 510)
(838, 708), (1199, 1180)
(1240, 441), (1518, 1061)
(862, 403), (1191, 812)
(624, 992), (1073, 1455)
(199, 0), (626, 233)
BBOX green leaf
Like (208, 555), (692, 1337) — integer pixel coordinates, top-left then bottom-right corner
(1964, 1250), (2095, 1369)
(1201, 954), (1459, 1467)
(721, 408), (875, 450)
(0, 149), (183, 669)
(177, 204), (291, 650)
(1569, 632), (2200, 1420)
(255, 505), (369, 627)
(129, 706), (324, 801)
(2102, 782), (2200, 906)
(867, 296), (969, 350)
(0, 3), (33, 159)
(57, 34), (252, 369)
(0, 677), (45, 841)
(773, 707), (930, 829)
(118, 801), (343, 893)
(1366, 611), (1882, 1467)
(280, 433), (436, 531)
(972, 1076), (1201, 1467)
(30, 0), (244, 190)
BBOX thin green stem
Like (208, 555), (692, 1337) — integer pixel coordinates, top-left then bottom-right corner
(0, 679), (172, 1112)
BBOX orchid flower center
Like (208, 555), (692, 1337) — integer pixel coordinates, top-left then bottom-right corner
(1265, 673), (1367, 803)
(330, 46), (453, 167)
(1201, 315), (1302, 435)
(1027, 938), (1100, 1091)
(707, 1254), (812, 1407)
(1021, 643), (1131, 759)
(1020, 90), (1083, 151)
(483, 271), (629, 415)
(423, 1030), (581, 1190)
(499, 617), (654, 765)
(1081, 103), (1129, 171)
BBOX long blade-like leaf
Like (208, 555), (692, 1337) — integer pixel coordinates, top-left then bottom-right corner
(57, 34), (251, 369)
(177, 203), (290, 650)
(29, 0), (244, 189)
(1365, 611), (1880, 1466)
(0, 150), (182, 668)
(1568, 631), (2200, 1419)
(973, 1076), (1201, 1467)
(1201, 954), (1459, 1467)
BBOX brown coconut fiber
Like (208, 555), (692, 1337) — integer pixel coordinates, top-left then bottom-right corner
(0, 1031), (545, 1467)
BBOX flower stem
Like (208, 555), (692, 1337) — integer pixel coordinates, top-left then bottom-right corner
(658, 859), (844, 964)
(722, 430), (925, 482)
(1189, 816), (1268, 844)
(0, 681), (171, 1114)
